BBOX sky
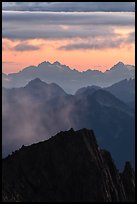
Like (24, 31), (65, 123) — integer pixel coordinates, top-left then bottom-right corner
(2, 2), (135, 73)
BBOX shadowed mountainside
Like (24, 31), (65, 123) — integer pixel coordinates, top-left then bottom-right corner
(2, 78), (135, 169)
(2, 129), (135, 202)
(75, 78), (135, 109)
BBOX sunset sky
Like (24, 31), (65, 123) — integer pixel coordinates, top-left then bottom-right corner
(2, 2), (135, 74)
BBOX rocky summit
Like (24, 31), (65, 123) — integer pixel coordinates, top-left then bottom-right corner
(2, 128), (135, 202)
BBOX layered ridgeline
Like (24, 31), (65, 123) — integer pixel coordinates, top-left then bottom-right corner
(75, 78), (135, 110)
(2, 78), (135, 169)
(2, 61), (135, 93)
(2, 129), (135, 202)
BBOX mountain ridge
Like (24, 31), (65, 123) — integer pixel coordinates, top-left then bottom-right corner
(3, 61), (135, 75)
(2, 61), (135, 93)
(75, 78), (135, 109)
(2, 128), (135, 202)
(2, 78), (135, 168)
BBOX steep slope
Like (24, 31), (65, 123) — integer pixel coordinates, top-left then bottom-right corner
(120, 162), (135, 202)
(105, 78), (135, 107)
(76, 78), (135, 109)
(2, 79), (67, 157)
(126, 65), (135, 78)
(75, 85), (100, 95)
(2, 61), (135, 93)
(2, 129), (135, 202)
(71, 89), (135, 168)
(3, 78), (66, 101)
(24, 78), (67, 101)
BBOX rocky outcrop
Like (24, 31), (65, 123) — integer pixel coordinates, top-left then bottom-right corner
(120, 161), (135, 202)
(2, 128), (135, 202)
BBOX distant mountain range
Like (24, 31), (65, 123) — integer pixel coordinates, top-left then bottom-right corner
(2, 78), (135, 168)
(2, 61), (135, 94)
(2, 129), (135, 202)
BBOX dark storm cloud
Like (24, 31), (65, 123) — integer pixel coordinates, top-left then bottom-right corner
(2, 2), (135, 12)
(2, 11), (135, 40)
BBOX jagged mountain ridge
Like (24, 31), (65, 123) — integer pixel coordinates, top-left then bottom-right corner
(2, 61), (135, 93)
(2, 129), (135, 202)
(2, 79), (135, 168)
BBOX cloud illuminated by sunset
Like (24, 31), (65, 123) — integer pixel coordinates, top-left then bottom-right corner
(2, 2), (135, 74)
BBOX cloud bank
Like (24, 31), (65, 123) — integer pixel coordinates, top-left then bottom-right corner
(2, 2), (135, 12)
(2, 11), (135, 41)
(2, 11), (135, 51)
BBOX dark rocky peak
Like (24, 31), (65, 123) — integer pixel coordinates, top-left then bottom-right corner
(122, 161), (135, 184)
(123, 161), (134, 175)
(120, 161), (135, 202)
(2, 129), (135, 202)
(24, 78), (66, 100)
(26, 78), (47, 88)
(25, 78), (66, 93)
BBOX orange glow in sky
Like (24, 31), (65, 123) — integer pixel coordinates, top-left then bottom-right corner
(2, 11), (135, 74)
(2, 38), (135, 74)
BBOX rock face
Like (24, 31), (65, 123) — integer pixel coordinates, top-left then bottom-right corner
(2, 129), (135, 202)
(120, 162), (135, 202)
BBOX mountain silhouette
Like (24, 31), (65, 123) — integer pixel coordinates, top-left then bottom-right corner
(76, 78), (135, 109)
(2, 79), (135, 168)
(2, 61), (135, 93)
(2, 129), (135, 202)
(105, 78), (135, 108)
